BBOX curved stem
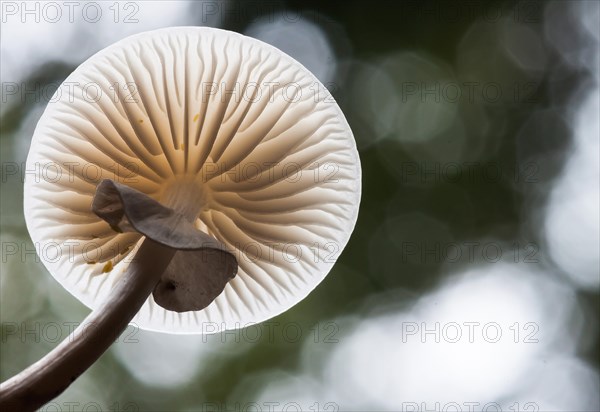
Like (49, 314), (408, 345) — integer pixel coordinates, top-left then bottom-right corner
(0, 239), (176, 411)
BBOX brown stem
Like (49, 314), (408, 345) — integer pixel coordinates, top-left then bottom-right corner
(0, 239), (176, 411)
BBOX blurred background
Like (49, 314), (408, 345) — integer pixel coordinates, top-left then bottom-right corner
(1, 0), (598, 411)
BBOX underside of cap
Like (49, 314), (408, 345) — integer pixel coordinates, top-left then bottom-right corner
(24, 26), (361, 334)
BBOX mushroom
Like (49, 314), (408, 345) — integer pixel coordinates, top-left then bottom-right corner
(0, 27), (360, 410)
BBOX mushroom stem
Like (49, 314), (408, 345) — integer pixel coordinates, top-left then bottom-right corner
(0, 239), (176, 411)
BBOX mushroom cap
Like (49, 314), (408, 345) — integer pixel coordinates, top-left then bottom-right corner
(24, 27), (361, 333)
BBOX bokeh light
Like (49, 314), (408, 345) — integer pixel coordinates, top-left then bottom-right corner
(244, 11), (338, 85)
(1, 1), (598, 411)
(320, 262), (584, 410)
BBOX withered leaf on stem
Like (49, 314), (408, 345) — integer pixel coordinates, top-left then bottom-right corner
(92, 179), (238, 312)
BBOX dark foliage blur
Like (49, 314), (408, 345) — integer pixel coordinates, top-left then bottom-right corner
(1, 1), (598, 410)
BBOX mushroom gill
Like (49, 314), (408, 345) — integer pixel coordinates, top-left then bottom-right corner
(24, 27), (361, 333)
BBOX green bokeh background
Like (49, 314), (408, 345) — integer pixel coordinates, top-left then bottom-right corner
(1, 1), (599, 410)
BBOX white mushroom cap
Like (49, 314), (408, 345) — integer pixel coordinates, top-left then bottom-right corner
(24, 27), (361, 333)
